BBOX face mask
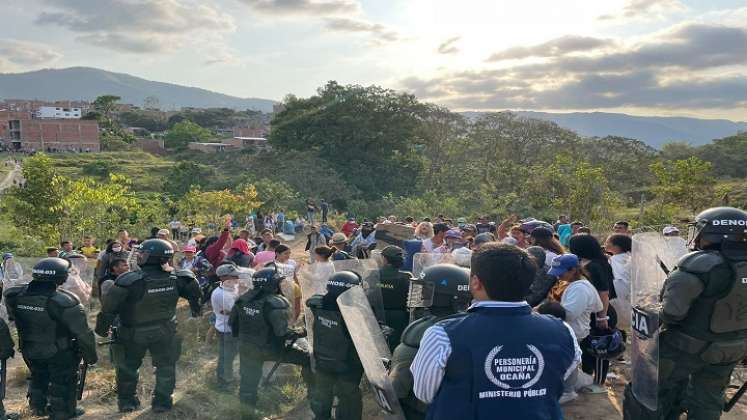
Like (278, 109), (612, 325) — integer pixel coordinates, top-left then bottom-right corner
(112, 246), (122, 252)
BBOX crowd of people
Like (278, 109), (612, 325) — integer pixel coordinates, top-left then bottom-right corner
(0, 206), (744, 420)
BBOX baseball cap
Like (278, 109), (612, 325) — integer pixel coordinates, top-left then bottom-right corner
(381, 245), (404, 259)
(662, 225), (680, 235)
(473, 233), (495, 247)
(445, 229), (463, 239)
(157, 229), (170, 236)
(183, 245), (197, 253)
(191, 227), (202, 234)
(548, 254), (580, 277)
(2, 253), (13, 260)
(216, 263), (251, 278)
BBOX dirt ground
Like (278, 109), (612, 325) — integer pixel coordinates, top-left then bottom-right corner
(2, 235), (745, 419)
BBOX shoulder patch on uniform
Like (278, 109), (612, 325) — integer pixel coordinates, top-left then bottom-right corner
(114, 271), (144, 287)
(3, 284), (27, 299)
(51, 289), (81, 307)
(677, 251), (725, 274)
(402, 315), (440, 347)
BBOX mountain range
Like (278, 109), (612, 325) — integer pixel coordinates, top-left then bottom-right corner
(0, 67), (276, 112)
(1, 67), (744, 147)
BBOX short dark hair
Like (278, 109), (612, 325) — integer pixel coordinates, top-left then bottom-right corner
(110, 258), (128, 267)
(261, 228), (273, 235)
(607, 234), (632, 253)
(60, 240), (71, 247)
(537, 302), (566, 321)
(405, 216), (414, 223)
(471, 243), (537, 302)
(614, 220), (630, 228)
(571, 221), (583, 226)
(433, 223), (449, 234)
(275, 244), (290, 254)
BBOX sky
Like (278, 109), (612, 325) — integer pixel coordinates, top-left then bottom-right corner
(1, 0), (746, 120)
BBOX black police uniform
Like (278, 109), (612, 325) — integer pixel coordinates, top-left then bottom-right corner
(0, 316), (15, 419)
(229, 272), (311, 405)
(307, 290), (364, 420)
(5, 258), (97, 420)
(95, 240), (201, 412)
(379, 264), (411, 351)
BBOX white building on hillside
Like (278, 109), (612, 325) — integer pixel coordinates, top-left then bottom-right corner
(34, 106), (82, 119)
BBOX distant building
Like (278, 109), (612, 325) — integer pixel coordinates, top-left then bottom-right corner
(0, 110), (100, 152)
(135, 138), (166, 155)
(1, 99), (90, 114)
(222, 137), (272, 152)
(188, 142), (238, 153)
(34, 106), (82, 119)
(232, 126), (268, 138)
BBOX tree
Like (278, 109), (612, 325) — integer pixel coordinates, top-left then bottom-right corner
(163, 161), (214, 197)
(651, 157), (716, 213)
(270, 81), (426, 199)
(4, 153), (66, 238)
(177, 186), (261, 228)
(249, 178), (299, 213)
(92, 95), (122, 122)
(164, 120), (212, 150)
(698, 133), (747, 178)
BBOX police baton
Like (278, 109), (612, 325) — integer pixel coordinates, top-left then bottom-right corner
(0, 359), (6, 400)
(261, 336), (301, 387)
(76, 359), (87, 401)
(724, 380), (747, 412)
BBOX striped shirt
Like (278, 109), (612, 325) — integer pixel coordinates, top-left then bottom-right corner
(411, 300), (582, 403)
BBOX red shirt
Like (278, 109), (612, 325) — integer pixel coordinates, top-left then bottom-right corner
(342, 221), (359, 237)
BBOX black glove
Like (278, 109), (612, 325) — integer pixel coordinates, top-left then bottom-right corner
(94, 317), (110, 338)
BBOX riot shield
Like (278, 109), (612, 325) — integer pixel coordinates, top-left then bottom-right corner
(629, 232), (687, 410)
(333, 259), (385, 324)
(62, 255), (92, 306)
(411, 253), (454, 279)
(337, 286), (405, 420)
(298, 262), (335, 361)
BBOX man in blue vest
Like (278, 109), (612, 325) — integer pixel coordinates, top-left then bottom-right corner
(411, 243), (581, 420)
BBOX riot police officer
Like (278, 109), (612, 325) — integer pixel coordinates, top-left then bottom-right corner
(624, 206), (747, 420)
(388, 264), (471, 420)
(229, 266), (312, 406)
(0, 297), (15, 420)
(95, 239), (201, 413)
(378, 246), (412, 351)
(5, 258), (97, 419)
(307, 271), (365, 420)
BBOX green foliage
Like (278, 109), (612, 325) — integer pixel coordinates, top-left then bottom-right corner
(270, 81), (425, 199)
(699, 133), (747, 178)
(165, 120), (212, 150)
(117, 110), (168, 132)
(651, 157), (716, 212)
(164, 161), (214, 197)
(249, 178), (300, 213)
(81, 160), (116, 178)
(177, 186), (261, 228)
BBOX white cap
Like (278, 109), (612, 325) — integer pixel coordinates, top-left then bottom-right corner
(662, 225), (680, 235)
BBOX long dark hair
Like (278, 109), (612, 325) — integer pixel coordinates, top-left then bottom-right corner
(569, 234), (607, 262)
(533, 236), (565, 255)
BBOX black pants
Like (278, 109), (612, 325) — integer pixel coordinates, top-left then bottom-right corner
(581, 309), (618, 386)
(239, 346), (311, 404)
(25, 349), (79, 420)
(115, 331), (180, 408)
(311, 368), (363, 420)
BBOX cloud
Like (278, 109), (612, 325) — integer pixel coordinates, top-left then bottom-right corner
(437, 37), (461, 55)
(324, 17), (400, 44)
(35, 0), (235, 54)
(487, 35), (614, 61)
(0, 39), (63, 68)
(239, 0), (359, 16)
(400, 22), (747, 112)
(598, 0), (686, 21)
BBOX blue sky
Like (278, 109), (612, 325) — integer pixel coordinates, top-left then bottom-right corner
(1, 0), (746, 119)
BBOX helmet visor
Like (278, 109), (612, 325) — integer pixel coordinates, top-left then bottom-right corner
(407, 278), (435, 308)
(686, 223), (699, 250)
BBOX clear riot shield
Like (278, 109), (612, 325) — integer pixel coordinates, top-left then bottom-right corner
(630, 232), (687, 410)
(333, 259), (385, 324)
(62, 256), (92, 306)
(298, 262), (335, 361)
(337, 286), (405, 420)
(411, 253), (454, 279)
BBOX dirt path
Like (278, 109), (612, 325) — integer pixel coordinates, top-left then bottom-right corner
(0, 161), (21, 192)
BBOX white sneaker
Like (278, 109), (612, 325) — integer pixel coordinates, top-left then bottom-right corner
(559, 391), (578, 404)
(574, 372), (594, 391)
(606, 372), (619, 380)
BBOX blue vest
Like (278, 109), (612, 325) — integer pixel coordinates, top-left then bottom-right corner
(403, 240), (423, 272)
(427, 305), (575, 420)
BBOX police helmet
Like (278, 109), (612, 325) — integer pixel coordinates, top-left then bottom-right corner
(137, 239), (174, 266)
(381, 245), (405, 268)
(687, 207), (747, 251)
(252, 266), (285, 293)
(584, 329), (626, 360)
(326, 271), (361, 298)
(32, 257), (71, 285)
(408, 264), (471, 310)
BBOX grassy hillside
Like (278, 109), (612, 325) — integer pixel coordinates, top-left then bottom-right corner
(50, 151), (174, 192)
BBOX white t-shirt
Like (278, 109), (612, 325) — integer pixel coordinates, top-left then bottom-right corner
(544, 250), (559, 269)
(561, 279), (603, 340)
(211, 285), (238, 333)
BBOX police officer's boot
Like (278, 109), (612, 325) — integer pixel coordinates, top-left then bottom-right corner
(152, 395), (173, 413)
(27, 387), (48, 416)
(118, 397), (141, 413)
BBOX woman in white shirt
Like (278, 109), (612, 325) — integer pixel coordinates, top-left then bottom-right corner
(605, 234), (632, 330)
(548, 253), (604, 396)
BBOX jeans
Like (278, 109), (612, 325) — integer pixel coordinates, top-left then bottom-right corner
(217, 332), (238, 384)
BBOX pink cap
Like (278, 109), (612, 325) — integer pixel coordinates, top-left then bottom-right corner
(183, 245), (197, 253)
